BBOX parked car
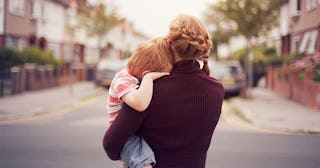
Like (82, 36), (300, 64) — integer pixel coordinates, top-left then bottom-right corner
(209, 60), (245, 95)
(95, 58), (128, 88)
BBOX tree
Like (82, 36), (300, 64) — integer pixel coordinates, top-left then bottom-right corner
(76, 0), (120, 59)
(210, 0), (281, 97)
(205, 7), (237, 60)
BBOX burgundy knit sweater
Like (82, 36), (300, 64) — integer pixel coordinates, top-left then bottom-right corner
(103, 60), (224, 168)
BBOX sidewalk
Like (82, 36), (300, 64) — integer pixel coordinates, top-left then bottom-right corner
(229, 87), (320, 134)
(0, 81), (104, 121)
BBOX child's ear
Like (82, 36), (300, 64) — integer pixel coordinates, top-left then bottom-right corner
(142, 71), (150, 77)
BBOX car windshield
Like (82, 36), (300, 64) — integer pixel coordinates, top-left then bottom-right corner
(213, 66), (231, 76)
(97, 59), (128, 70)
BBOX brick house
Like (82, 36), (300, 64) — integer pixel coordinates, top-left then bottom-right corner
(0, 0), (38, 50)
(268, 0), (320, 109)
(280, 0), (320, 55)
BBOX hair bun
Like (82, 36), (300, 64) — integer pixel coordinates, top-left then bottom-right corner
(167, 14), (212, 60)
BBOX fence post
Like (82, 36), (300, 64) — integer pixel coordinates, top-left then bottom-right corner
(46, 65), (54, 87)
(11, 66), (20, 94)
(37, 65), (46, 89)
(24, 63), (36, 91)
(0, 69), (4, 96)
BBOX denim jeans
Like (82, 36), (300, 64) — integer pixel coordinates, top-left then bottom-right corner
(120, 135), (156, 168)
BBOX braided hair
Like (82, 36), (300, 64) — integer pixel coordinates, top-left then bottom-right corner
(166, 14), (212, 75)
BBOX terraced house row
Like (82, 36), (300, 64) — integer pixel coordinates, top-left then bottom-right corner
(0, 0), (147, 65)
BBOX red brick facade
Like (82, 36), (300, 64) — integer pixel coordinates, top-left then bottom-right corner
(267, 66), (320, 109)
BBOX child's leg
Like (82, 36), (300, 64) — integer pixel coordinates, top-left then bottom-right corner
(144, 164), (152, 168)
(120, 135), (156, 168)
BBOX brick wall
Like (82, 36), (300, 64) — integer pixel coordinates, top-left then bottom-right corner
(267, 66), (320, 110)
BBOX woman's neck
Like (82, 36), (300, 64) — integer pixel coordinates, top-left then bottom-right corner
(174, 54), (183, 63)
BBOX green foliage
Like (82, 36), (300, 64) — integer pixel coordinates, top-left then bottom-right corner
(312, 65), (320, 82)
(212, 0), (281, 39)
(0, 47), (64, 70)
(77, 1), (119, 40)
(20, 48), (63, 67)
(298, 70), (305, 80)
(265, 55), (284, 67)
(231, 47), (278, 66)
(0, 48), (24, 70)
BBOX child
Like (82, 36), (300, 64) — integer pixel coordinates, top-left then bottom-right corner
(107, 37), (174, 168)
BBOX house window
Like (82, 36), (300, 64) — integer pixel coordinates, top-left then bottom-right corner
(5, 36), (25, 50)
(289, 0), (301, 16)
(31, 1), (41, 19)
(292, 35), (301, 53)
(306, 0), (319, 10)
(299, 30), (319, 54)
(9, 0), (25, 16)
(47, 42), (60, 59)
(63, 44), (73, 62)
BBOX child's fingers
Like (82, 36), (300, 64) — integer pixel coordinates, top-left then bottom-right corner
(147, 72), (170, 80)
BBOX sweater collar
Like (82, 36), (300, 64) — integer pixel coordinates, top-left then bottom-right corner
(171, 60), (202, 74)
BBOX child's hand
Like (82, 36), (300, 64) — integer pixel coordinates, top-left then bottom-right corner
(144, 72), (170, 80)
(120, 160), (128, 168)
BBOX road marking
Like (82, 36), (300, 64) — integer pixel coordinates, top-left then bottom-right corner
(69, 116), (109, 127)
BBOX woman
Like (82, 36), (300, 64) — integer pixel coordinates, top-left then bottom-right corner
(103, 14), (224, 168)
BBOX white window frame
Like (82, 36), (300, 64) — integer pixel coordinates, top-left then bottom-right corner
(299, 32), (310, 53)
(5, 36), (25, 50)
(289, 0), (301, 16)
(31, 1), (41, 19)
(0, 0), (4, 34)
(292, 35), (301, 53)
(299, 30), (319, 54)
(305, 30), (318, 54)
(306, 0), (318, 10)
(9, 0), (25, 16)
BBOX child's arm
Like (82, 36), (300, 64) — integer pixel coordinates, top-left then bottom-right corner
(122, 72), (169, 112)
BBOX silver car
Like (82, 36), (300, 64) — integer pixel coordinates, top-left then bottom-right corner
(95, 58), (128, 88)
(209, 60), (245, 95)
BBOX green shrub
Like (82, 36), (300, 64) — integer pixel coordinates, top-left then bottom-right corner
(231, 47), (279, 67)
(231, 47), (278, 86)
(20, 48), (62, 66)
(0, 47), (64, 70)
(265, 55), (284, 67)
(312, 65), (320, 82)
(298, 70), (305, 80)
(0, 48), (24, 70)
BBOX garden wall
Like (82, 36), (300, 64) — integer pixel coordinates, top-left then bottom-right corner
(267, 67), (320, 109)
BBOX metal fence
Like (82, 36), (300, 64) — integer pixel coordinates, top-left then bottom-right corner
(0, 63), (94, 97)
(0, 69), (12, 97)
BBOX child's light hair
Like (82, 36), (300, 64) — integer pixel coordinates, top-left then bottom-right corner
(127, 37), (174, 79)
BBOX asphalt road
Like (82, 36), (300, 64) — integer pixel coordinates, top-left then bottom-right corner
(0, 95), (319, 168)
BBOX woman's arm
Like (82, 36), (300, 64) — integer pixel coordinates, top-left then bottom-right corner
(102, 103), (147, 160)
(122, 72), (169, 112)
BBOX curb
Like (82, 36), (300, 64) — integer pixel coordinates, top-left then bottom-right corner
(229, 99), (320, 134)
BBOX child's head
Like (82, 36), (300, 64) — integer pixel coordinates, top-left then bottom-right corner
(127, 37), (174, 79)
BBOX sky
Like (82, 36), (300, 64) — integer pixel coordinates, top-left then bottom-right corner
(106, 0), (218, 37)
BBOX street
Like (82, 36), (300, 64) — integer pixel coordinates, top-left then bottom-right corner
(0, 95), (320, 168)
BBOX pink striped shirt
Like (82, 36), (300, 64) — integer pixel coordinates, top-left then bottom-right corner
(107, 69), (139, 124)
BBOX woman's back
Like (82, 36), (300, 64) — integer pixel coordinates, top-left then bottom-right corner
(132, 60), (224, 167)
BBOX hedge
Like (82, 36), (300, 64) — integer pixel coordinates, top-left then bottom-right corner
(0, 47), (64, 70)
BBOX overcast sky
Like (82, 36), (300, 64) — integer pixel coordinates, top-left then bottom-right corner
(106, 0), (218, 37)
